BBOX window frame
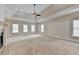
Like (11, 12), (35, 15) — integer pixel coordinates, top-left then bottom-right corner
(31, 25), (35, 32)
(12, 24), (19, 33)
(41, 24), (45, 32)
(23, 24), (28, 32)
(72, 20), (79, 37)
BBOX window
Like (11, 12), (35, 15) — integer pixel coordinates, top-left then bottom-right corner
(31, 25), (35, 32)
(12, 24), (19, 33)
(73, 20), (79, 37)
(23, 24), (28, 32)
(41, 24), (45, 32)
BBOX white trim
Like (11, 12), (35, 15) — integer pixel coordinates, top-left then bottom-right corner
(41, 33), (79, 43)
(38, 5), (79, 22)
(5, 17), (36, 23)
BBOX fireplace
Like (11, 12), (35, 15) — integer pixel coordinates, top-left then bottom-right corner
(0, 32), (3, 48)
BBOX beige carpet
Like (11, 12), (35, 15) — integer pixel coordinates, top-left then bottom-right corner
(1, 35), (79, 55)
(0, 44), (2, 48)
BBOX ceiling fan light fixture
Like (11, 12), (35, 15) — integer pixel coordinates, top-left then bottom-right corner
(36, 14), (41, 16)
(32, 12), (36, 15)
(32, 4), (41, 18)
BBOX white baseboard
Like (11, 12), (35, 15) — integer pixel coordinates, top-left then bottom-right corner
(41, 33), (79, 43)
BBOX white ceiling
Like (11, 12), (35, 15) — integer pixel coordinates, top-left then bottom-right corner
(0, 5), (5, 20)
(1, 4), (79, 22)
(0, 4), (50, 21)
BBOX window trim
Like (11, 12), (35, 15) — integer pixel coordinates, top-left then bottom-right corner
(41, 24), (45, 32)
(31, 25), (35, 32)
(12, 24), (19, 33)
(23, 24), (28, 32)
(72, 20), (79, 37)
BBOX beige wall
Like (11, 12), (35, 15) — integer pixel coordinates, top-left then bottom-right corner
(4, 19), (39, 44)
(5, 19), (37, 37)
(45, 19), (71, 38)
(39, 12), (79, 41)
(4, 10), (79, 43)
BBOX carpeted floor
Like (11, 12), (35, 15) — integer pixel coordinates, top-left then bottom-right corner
(0, 44), (2, 49)
(1, 35), (79, 55)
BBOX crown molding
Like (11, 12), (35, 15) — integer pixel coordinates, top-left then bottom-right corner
(5, 17), (36, 23)
(38, 5), (79, 22)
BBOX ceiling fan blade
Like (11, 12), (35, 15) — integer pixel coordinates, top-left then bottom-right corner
(36, 14), (41, 16)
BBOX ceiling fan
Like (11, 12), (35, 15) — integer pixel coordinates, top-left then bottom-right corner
(32, 4), (41, 18)
(12, 4), (42, 19)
